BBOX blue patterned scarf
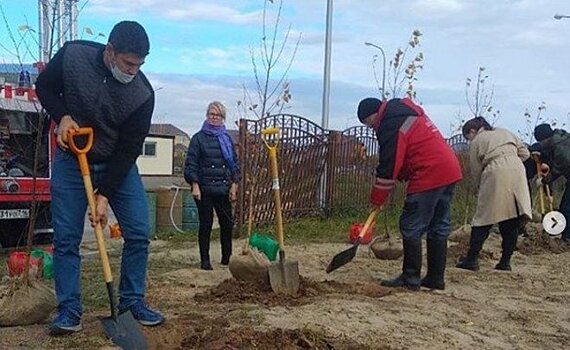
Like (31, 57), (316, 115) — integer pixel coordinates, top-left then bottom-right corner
(201, 121), (238, 171)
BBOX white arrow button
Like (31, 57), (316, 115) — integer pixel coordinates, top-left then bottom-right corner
(543, 211), (567, 236)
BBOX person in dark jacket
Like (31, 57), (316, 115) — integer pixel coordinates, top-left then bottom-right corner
(35, 21), (164, 335)
(184, 101), (240, 270)
(357, 97), (463, 291)
(534, 123), (570, 244)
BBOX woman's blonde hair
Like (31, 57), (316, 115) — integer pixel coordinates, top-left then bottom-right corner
(206, 101), (227, 119)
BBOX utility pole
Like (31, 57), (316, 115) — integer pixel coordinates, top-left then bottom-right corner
(320, 0), (333, 212)
(321, 0), (333, 129)
(38, 0), (79, 63)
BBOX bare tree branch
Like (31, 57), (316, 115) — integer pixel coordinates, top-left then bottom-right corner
(239, 0), (301, 120)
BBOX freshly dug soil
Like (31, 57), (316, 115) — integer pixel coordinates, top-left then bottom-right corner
(447, 240), (494, 262)
(180, 324), (365, 350)
(518, 226), (570, 255)
(195, 277), (393, 307)
(448, 224), (471, 243)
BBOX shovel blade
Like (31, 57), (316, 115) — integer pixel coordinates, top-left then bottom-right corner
(268, 259), (300, 296)
(101, 311), (147, 350)
(326, 243), (359, 273)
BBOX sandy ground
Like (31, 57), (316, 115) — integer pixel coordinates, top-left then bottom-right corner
(0, 230), (569, 349)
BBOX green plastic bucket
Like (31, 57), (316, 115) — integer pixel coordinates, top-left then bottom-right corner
(249, 233), (279, 261)
(146, 191), (157, 235)
(30, 249), (53, 280)
(182, 192), (199, 231)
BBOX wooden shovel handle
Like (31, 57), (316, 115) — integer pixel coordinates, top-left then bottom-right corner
(359, 208), (380, 240)
(533, 155), (546, 215)
(68, 128), (113, 284)
(545, 184), (554, 212)
(82, 172), (114, 284)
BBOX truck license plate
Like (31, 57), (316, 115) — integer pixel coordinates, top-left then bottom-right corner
(0, 209), (30, 219)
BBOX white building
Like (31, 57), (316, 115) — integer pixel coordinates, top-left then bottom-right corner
(137, 134), (175, 176)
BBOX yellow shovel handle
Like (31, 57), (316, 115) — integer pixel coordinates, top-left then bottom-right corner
(360, 208), (380, 240)
(533, 155), (546, 215)
(261, 127), (280, 151)
(68, 128), (113, 284)
(545, 184), (554, 212)
(261, 127), (285, 250)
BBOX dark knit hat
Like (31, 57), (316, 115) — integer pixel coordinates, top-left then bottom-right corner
(357, 97), (382, 123)
(534, 123), (554, 142)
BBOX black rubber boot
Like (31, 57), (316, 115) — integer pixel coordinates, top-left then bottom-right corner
(421, 239), (447, 290)
(198, 228), (212, 270)
(494, 258), (511, 271)
(456, 227), (489, 271)
(495, 228), (518, 271)
(381, 239), (421, 291)
(200, 261), (213, 270)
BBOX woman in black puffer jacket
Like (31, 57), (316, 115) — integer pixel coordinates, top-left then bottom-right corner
(184, 101), (240, 270)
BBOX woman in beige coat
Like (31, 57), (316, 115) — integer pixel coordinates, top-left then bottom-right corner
(456, 117), (532, 271)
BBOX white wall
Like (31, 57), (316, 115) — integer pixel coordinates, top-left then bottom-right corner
(137, 136), (173, 175)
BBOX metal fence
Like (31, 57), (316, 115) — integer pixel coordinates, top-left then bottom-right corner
(235, 114), (470, 232)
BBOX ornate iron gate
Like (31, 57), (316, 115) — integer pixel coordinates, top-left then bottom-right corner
(326, 126), (379, 212)
(237, 114), (328, 231)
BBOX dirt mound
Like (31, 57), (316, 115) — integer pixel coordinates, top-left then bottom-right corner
(448, 224), (471, 243)
(195, 277), (393, 307)
(518, 231), (570, 255)
(447, 240), (494, 262)
(180, 324), (364, 350)
(145, 312), (367, 350)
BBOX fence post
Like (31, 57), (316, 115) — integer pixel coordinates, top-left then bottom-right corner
(325, 131), (339, 215)
(237, 119), (247, 236)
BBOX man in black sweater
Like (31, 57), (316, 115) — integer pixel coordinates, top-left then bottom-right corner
(36, 21), (164, 336)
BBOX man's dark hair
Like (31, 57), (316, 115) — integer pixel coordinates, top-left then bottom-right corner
(108, 21), (150, 57)
(462, 116), (493, 138)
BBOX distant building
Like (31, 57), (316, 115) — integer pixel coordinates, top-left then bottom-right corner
(137, 134), (175, 176)
(149, 124), (190, 147)
(139, 124), (191, 176)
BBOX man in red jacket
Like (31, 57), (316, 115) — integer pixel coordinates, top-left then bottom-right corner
(358, 97), (462, 290)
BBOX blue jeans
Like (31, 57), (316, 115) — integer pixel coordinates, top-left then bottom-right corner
(51, 148), (150, 316)
(399, 184), (455, 241)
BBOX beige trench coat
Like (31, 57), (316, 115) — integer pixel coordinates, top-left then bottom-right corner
(469, 128), (532, 227)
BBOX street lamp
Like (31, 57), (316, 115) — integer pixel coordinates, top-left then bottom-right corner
(364, 42), (386, 100)
(554, 13), (570, 20)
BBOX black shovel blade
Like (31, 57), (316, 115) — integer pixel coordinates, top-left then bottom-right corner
(101, 311), (148, 350)
(326, 240), (360, 273)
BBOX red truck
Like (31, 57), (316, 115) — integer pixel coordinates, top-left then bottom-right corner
(0, 81), (56, 248)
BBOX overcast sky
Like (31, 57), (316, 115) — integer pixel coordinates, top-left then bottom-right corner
(1, 0), (569, 140)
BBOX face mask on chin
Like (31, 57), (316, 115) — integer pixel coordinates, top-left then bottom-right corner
(111, 60), (136, 84)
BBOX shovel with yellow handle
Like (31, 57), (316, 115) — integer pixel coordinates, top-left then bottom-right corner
(261, 127), (300, 296)
(327, 207), (380, 273)
(68, 128), (147, 350)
